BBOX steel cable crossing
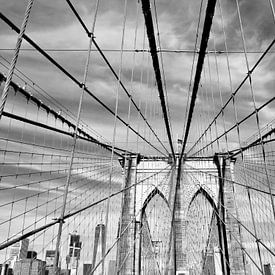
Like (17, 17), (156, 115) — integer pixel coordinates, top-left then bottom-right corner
(102, 0), (128, 273)
(181, 0), (204, 143)
(179, 0), (217, 159)
(185, 165), (275, 261)
(152, 0), (173, 143)
(0, 73), (128, 157)
(140, 0), (176, 161)
(185, 180), (263, 274)
(89, 166), (173, 275)
(188, 38), (275, 156)
(187, 1), (275, 156)
(0, 12), (165, 157)
(0, 0), (35, 118)
(0, 54), (109, 143)
(64, 0), (169, 156)
(52, 4), (105, 271)
(0, 164), (170, 251)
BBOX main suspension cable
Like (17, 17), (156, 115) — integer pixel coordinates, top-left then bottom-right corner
(64, 0), (169, 156)
(0, 12), (165, 156)
(179, 0), (217, 160)
(140, 0), (176, 161)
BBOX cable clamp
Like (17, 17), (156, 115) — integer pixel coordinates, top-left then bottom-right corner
(89, 32), (95, 39)
(53, 218), (65, 224)
(80, 83), (85, 89)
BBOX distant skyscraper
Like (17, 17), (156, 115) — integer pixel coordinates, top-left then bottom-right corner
(68, 232), (82, 275)
(9, 239), (29, 268)
(68, 233), (81, 259)
(91, 224), (105, 275)
(27, 251), (37, 259)
(83, 264), (92, 275)
(45, 250), (55, 267)
(9, 239), (29, 259)
(45, 250), (56, 275)
(263, 264), (273, 275)
(0, 264), (13, 275)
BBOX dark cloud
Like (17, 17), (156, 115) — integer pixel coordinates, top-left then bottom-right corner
(212, 0), (275, 51)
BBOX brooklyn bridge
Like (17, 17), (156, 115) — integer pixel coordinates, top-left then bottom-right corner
(0, 0), (274, 274)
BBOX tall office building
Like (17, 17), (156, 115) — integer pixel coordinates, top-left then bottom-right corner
(9, 239), (29, 259)
(45, 250), (55, 267)
(45, 250), (56, 275)
(83, 264), (92, 275)
(68, 233), (81, 259)
(27, 251), (37, 259)
(9, 239), (29, 268)
(68, 233), (82, 275)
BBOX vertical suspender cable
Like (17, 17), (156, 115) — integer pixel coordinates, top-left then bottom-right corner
(217, 2), (247, 271)
(212, 33), (229, 153)
(202, 68), (212, 155)
(181, 0), (204, 143)
(140, 0), (176, 161)
(53, 1), (100, 273)
(64, 0), (168, 156)
(179, 0), (217, 160)
(136, 25), (146, 155)
(207, 54), (220, 153)
(0, 0), (35, 118)
(235, 0), (275, 221)
(143, 54), (150, 154)
(116, 1), (139, 272)
(103, 0), (128, 273)
(125, 0), (140, 156)
(0, 10), (165, 157)
(153, 0), (173, 143)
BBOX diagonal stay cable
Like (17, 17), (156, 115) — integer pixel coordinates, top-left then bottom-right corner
(179, 0), (217, 160)
(187, 38), (275, 156)
(140, 0), (175, 161)
(226, 126), (275, 159)
(2, 111), (128, 157)
(0, 73), (126, 156)
(89, 166), (173, 275)
(0, 164), (170, 251)
(64, 0), (169, 156)
(186, 166), (275, 258)
(186, 175), (264, 273)
(0, 12), (165, 157)
(0, 54), (109, 144)
(192, 96), (275, 156)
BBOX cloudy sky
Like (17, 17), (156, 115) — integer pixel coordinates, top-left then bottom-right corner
(0, 0), (274, 272)
(0, 0), (274, 156)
